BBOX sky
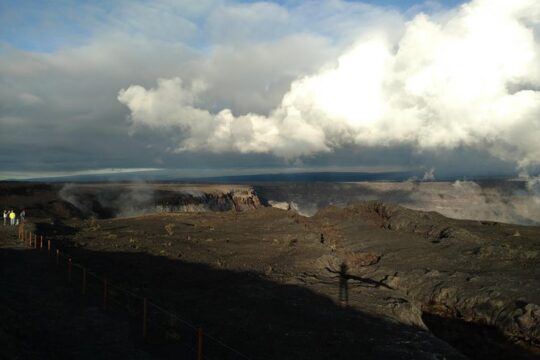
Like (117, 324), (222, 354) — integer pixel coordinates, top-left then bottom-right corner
(1, 0), (539, 180)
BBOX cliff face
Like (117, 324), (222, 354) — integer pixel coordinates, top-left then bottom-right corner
(58, 184), (262, 218)
(230, 188), (262, 211)
(154, 188), (261, 213)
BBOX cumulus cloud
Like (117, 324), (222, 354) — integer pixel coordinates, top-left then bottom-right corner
(1, 0), (537, 177)
(119, 0), (540, 171)
(118, 77), (331, 157)
(2, 0), (362, 172)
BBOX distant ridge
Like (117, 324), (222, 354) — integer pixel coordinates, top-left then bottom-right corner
(1, 170), (419, 183)
(194, 171), (419, 183)
(1, 170), (514, 183)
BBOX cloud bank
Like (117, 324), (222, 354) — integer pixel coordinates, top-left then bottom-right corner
(119, 0), (540, 171)
(0, 0), (536, 178)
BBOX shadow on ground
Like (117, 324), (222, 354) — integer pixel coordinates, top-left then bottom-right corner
(3, 216), (539, 359)
(1, 229), (464, 360)
(422, 312), (539, 360)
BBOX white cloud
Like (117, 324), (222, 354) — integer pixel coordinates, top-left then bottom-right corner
(2, 0), (539, 176)
(118, 77), (330, 157)
(119, 0), (540, 170)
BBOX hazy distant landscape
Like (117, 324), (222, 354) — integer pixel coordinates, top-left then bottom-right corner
(43, 177), (540, 225)
(255, 180), (540, 225)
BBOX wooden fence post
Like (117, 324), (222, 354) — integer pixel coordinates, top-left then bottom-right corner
(56, 249), (60, 266)
(82, 268), (86, 295)
(40, 235), (43, 249)
(103, 279), (108, 310)
(143, 298), (148, 338)
(68, 258), (72, 282)
(197, 327), (203, 360)
(48, 240), (51, 254)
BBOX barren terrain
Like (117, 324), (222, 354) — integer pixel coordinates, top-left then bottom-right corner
(1, 182), (539, 359)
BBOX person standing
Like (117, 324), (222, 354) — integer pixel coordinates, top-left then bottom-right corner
(2, 210), (7, 226)
(9, 210), (16, 226)
(20, 209), (26, 222)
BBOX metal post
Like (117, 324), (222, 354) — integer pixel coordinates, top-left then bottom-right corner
(103, 279), (108, 310)
(143, 298), (148, 338)
(82, 268), (86, 295)
(197, 327), (203, 360)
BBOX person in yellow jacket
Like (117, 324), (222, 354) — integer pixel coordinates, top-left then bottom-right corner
(9, 210), (16, 226)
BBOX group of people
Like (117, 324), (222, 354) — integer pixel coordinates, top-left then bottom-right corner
(2, 209), (25, 226)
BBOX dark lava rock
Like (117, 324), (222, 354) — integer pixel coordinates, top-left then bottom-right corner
(2, 184), (540, 359)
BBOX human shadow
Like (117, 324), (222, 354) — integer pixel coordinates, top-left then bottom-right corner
(346, 273), (394, 290)
(338, 263), (349, 307)
(337, 262), (393, 306)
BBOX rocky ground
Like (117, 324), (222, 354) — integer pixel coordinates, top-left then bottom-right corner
(1, 182), (539, 359)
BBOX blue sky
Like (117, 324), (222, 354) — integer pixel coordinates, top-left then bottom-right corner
(0, 0), (109, 52)
(1, 0), (466, 52)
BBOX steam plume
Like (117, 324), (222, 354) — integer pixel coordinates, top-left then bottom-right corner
(422, 168), (435, 181)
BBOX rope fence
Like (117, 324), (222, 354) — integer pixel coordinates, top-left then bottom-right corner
(16, 223), (251, 360)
